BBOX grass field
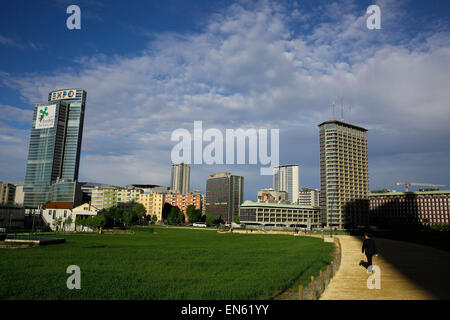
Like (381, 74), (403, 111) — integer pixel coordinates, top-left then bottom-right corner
(0, 226), (334, 299)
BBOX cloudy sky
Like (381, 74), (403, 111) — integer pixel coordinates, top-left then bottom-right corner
(0, 0), (449, 199)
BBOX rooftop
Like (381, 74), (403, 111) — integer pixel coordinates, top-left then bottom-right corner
(240, 200), (317, 210)
(318, 120), (368, 132)
(370, 190), (450, 197)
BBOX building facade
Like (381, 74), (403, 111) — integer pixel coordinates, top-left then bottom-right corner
(205, 172), (243, 223)
(273, 165), (299, 204)
(171, 163), (190, 194)
(257, 188), (288, 203)
(239, 201), (320, 229)
(91, 186), (118, 210)
(14, 182), (24, 206)
(0, 182), (16, 205)
(369, 190), (450, 228)
(319, 120), (369, 229)
(298, 188), (320, 207)
(139, 192), (164, 221)
(42, 202), (99, 231)
(164, 191), (202, 221)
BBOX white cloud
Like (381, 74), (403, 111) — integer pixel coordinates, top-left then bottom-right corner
(1, 0), (449, 192)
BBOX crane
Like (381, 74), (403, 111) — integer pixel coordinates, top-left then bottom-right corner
(395, 182), (446, 192)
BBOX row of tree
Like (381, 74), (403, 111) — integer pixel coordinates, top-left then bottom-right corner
(53, 202), (241, 232)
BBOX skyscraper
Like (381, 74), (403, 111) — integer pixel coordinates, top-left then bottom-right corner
(205, 172), (243, 223)
(23, 100), (70, 207)
(273, 165), (299, 204)
(48, 89), (87, 181)
(24, 89), (87, 208)
(318, 120), (369, 229)
(171, 163), (190, 194)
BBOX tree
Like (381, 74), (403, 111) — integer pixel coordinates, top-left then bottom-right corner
(233, 215), (240, 224)
(123, 210), (138, 226)
(187, 205), (202, 223)
(205, 214), (214, 225)
(94, 215), (107, 234)
(65, 215), (73, 231)
(151, 215), (157, 224)
(53, 217), (63, 231)
(132, 203), (146, 225)
(168, 207), (181, 224)
(105, 207), (123, 228)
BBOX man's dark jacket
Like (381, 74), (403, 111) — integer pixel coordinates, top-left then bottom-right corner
(362, 238), (378, 256)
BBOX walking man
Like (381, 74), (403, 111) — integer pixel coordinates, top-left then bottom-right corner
(362, 233), (378, 273)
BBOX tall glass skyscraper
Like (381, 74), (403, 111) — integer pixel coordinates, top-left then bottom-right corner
(24, 89), (87, 208)
(48, 89), (87, 181)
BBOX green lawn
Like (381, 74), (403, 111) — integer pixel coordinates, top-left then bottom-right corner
(0, 227), (334, 299)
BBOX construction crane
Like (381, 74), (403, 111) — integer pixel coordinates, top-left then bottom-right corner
(395, 182), (446, 192)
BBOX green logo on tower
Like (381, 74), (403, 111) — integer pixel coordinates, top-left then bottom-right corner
(35, 105), (56, 129)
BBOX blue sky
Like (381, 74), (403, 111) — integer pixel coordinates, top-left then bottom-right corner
(1, 0), (450, 199)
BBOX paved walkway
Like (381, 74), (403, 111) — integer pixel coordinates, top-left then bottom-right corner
(321, 235), (450, 300)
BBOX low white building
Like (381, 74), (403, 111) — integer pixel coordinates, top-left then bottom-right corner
(42, 202), (99, 231)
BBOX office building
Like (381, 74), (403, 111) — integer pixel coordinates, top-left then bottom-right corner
(369, 190), (450, 228)
(273, 165), (299, 204)
(171, 163), (190, 194)
(23, 100), (70, 207)
(239, 201), (320, 229)
(48, 89), (87, 181)
(205, 172), (243, 223)
(298, 188), (320, 207)
(23, 89), (87, 208)
(49, 179), (83, 206)
(319, 120), (369, 229)
(257, 188), (288, 203)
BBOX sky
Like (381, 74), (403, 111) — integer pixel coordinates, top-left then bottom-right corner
(0, 0), (449, 200)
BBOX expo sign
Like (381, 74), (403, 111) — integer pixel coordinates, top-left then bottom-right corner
(50, 89), (77, 101)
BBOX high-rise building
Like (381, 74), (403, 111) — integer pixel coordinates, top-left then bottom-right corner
(48, 89), (87, 181)
(318, 120), (369, 229)
(23, 89), (87, 208)
(298, 188), (320, 207)
(23, 100), (70, 207)
(171, 163), (190, 194)
(205, 172), (243, 223)
(273, 165), (299, 204)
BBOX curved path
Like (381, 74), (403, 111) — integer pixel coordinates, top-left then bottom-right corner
(321, 235), (450, 300)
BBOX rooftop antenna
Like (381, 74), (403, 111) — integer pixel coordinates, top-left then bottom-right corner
(340, 97), (344, 121)
(349, 105), (352, 123)
(332, 101), (336, 120)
